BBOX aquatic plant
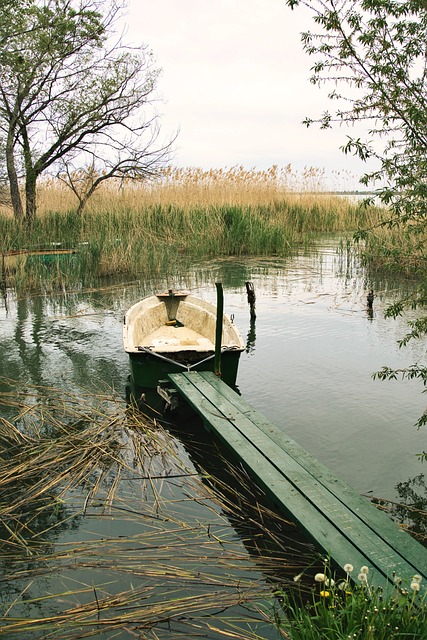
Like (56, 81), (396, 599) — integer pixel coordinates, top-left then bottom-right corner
(0, 167), (379, 292)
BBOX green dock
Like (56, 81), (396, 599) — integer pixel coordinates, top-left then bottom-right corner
(168, 370), (427, 591)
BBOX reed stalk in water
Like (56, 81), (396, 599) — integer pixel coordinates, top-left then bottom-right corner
(0, 378), (313, 638)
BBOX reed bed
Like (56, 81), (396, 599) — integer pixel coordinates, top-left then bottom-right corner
(360, 223), (427, 275)
(1, 165), (357, 215)
(0, 378), (313, 638)
(0, 166), (382, 292)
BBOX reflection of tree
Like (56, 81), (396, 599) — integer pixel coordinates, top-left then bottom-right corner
(372, 474), (427, 546)
(1, 291), (128, 395)
(15, 296), (44, 386)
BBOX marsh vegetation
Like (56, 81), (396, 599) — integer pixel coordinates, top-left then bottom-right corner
(1, 166), (387, 293)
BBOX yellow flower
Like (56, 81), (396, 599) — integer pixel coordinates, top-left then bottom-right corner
(320, 590), (330, 598)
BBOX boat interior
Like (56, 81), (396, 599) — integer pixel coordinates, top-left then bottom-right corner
(125, 293), (243, 354)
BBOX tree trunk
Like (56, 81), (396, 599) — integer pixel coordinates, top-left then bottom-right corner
(6, 127), (24, 220)
(22, 125), (37, 225)
(25, 168), (37, 225)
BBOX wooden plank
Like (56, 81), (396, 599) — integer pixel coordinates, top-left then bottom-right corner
(169, 372), (380, 582)
(177, 373), (422, 579)
(169, 371), (427, 590)
(197, 372), (427, 572)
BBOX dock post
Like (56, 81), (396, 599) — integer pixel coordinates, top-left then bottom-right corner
(214, 282), (223, 377)
(245, 281), (256, 320)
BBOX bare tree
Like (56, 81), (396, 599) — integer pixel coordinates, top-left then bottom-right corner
(0, 0), (171, 223)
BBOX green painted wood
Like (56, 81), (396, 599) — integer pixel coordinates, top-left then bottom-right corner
(169, 372), (379, 583)
(175, 373), (421, 580)
(169, 371), (427, 591)
(197, 371), (427, 571)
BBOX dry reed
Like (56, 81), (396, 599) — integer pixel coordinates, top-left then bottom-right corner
(0, 165), (359, 217)
(0, 165), (384, 293)
(0, 378), (313, 638)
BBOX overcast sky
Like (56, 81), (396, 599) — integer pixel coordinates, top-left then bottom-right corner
(123, 0), (369, 190)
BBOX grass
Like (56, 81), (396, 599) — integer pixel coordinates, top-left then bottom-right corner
(360, 224), (427, 275)
(0, 377), (313, 638)
(0, 166), (382, 292)
(273, 560), (427, 639)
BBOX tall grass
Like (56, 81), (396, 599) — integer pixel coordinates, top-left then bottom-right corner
(0, 166), (382, 291)
(360, 223), (427, 275)
(0, 165), (355, 214)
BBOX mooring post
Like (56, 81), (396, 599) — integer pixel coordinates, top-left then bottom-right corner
(245, 281), (256, 320)
(214, 282), (224, 377)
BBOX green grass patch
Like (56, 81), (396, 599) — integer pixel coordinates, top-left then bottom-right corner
(1, 198), (379, 292)
(273, 561), (427, 639)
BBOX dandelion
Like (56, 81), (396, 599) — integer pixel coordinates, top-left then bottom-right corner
(412, 575), (422, 583)
(319, 590), (330, 598)
(358, 572), (368, 583)
(360, 566), (369, 574)
(410, 581), (421, 593)
(325, 578), (335, 587)
(344, 563), (354, 573)
(315, 573), (326, 582)
(338, 581), (348, 590)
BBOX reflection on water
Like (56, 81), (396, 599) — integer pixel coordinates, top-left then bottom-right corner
(246, 316), (257, 354)
(1, 235), (425, 497)
(372, 474), (427, 545)
(0, 235), (426, 636)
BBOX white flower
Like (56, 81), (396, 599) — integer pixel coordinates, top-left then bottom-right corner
(411, 581), (421, 592)
(325, 578), (335, 587)
(314, 573), (326, 583)
(338, 581), (348, 591)
(412, 575), (422, 583)
(293, 573), (302, 583)
(358, 572), (368, 583)
(344, 564), (354, 573)
(360, 566), (369, 574)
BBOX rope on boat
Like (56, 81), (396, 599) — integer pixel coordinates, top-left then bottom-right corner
(136, 345), (239, 371)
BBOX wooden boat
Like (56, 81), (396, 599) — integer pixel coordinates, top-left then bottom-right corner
(123, 290), (245, 390)
(2, 248), (78, 273)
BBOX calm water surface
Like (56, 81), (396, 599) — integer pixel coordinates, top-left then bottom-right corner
(0, 235), (425, 638)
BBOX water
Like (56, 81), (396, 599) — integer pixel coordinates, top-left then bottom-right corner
(0, 235), (425, 638)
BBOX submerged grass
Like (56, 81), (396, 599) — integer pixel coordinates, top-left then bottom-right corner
(0, 167), (382, 292)
(0, 378), (312, 639)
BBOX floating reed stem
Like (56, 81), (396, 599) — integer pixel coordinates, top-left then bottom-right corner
(0, 378), (314, 638)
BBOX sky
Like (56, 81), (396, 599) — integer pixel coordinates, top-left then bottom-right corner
(122, 0), (369, 190)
